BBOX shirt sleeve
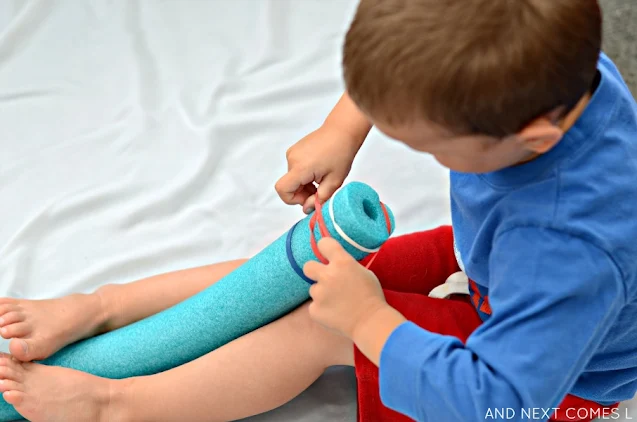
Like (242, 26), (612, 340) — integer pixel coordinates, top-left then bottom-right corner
(378, 226), (626, 422)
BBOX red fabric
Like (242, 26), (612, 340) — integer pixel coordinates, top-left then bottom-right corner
(355, 226), (618, 422)
(550, 395), (619, 421)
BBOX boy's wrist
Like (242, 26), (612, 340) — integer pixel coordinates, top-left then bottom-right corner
(321, 117), (371, 149)
(352, 303), (407, 366)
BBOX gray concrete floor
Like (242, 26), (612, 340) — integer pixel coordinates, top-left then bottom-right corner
(601, 0), (637, 97)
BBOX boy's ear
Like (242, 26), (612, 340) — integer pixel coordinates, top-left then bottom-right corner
(515, 114), (565, 154)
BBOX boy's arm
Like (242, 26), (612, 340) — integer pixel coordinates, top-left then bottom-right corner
(357, 227), (625, 422)
(323, 91), (373, 147)
(276, 91), (372, 211)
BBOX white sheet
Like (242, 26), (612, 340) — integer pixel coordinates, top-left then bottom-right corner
(0, 1), (447, 421)
(0, 1), (634, 421)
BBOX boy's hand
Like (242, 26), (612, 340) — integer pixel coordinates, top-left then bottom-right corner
(275, 126), (359, 214)
(303, 237), (388, 339)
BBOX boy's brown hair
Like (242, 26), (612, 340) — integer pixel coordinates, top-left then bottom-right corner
(343, 0), (602, 137)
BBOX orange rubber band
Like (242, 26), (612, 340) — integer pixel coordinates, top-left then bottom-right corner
(309, 196), (391, 269)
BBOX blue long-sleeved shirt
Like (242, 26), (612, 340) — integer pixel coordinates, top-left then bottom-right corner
(379, 53), (637, 421)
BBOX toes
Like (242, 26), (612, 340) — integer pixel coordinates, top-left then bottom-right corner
(0, 355), (22, 372)
(9, 339), (39, 362)
(0, 304), (20, 319)
(0, 365), (23, 383)
(3, 390), (25, 406)
(0, 322), (30, 339)
(0, 311), (25, 327)
(0, 355), (23, 377)
(0, 379), (22, 393)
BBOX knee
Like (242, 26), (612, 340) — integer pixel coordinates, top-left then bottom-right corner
(286, 302), (354, 367)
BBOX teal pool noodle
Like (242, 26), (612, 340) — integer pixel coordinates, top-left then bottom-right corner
(0, 181), (394, 421)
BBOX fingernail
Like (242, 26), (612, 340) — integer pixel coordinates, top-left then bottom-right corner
(18, 340), (27, 354)
(0, 318), (4, 325)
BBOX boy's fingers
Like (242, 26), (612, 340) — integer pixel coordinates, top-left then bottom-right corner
(291, 186), (316, 209)
(317, 238), (349, 262)
(302, 184), (317, 201)
(275, 169), (317, 205)
(275, 172), (301, 204)
(303, 260), (323, 281)
(317, 174), (342, 202)
(296, 185), (318, 211)
(303, 194), (316, 214)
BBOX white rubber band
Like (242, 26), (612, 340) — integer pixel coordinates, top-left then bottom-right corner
(428, 271), (470, 299)
(328, 189), (381, 253)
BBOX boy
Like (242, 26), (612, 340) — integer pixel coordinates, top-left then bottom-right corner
(0, 0), (636, 421)
(278, 1), (637, 421)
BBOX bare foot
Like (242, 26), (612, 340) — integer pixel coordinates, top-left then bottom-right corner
(0, 353), (111, 422)
(0, 294), (107, 362)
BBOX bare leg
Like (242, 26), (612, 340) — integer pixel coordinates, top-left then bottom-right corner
(0, 355), (111, 422)
(0, 295), (106, 363)
(0, 259), (247, 361)
(0, 302), (353, 422)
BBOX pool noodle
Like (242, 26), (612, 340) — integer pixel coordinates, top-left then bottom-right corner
(0, 181), (395, 421)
